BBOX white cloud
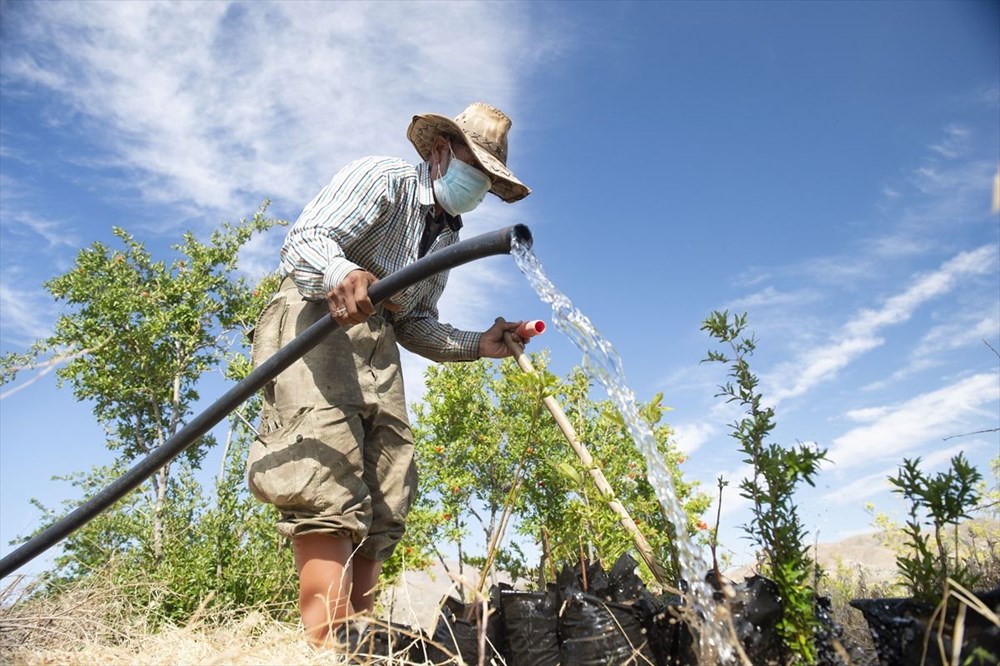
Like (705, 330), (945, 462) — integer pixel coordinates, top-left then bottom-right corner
(927, 124), (970, 160)
(400, 349), (435, 418)
(0, 282), (54, 344)
(846, 246), (997, 337)
(434, 205), (522, 330)
(713, 462), (754, 518)
(1, 208), (81, 250)
(977, 85), (1000, 108)
(796, 254), (881, 286)
(823, 468), (894, 506)
(867, 233), (932, 259)
(0, 0), (556, 395)
(823, 441), (974, 506)
(911, 309), (1000, 360)
(903, 157), (996, 228)
(844, 406), (891, 423)
(236, 226), (286, 284)
(732, 267), (773, 288)
(775, 138), (997, 299)
(672, 421), (718, 454)
(827, 372), (1000, 471)
(871, 306), (1000, 386)
(768, 335), (883, 405)
(2, 1), (554, 223)
(918, 441), (989, 471)
(767, 245), (998, 405)
(724, 286), (820, 311)
(0, 171), (81, 253)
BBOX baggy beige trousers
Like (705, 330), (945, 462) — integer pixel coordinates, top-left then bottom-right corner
(246, 278), (417, 562)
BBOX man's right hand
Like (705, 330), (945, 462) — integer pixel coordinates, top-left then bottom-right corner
(327, 270), (400, 326)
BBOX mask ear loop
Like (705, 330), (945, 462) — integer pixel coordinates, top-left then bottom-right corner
(436, 140), (456, 179)
(445, 141), (458, 176)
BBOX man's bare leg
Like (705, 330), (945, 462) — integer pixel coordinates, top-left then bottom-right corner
(293, 533), (354, 647)
(350, 555), (382, 614)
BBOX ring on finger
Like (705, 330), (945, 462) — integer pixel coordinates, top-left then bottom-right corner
(333, 307), (347, 317)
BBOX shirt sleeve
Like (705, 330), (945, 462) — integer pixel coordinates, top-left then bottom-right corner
(279, 157), (393, 301)
(392, 265), (483, 362)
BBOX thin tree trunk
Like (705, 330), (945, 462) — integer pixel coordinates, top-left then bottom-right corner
(152, 463), (170, 561)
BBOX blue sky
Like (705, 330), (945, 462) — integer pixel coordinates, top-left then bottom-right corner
(1, 1), (998, 577)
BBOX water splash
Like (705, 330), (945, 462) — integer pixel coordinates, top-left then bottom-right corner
(512, 239), (733, 661)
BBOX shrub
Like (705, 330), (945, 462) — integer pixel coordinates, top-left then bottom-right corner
(703, 310), (828, 664)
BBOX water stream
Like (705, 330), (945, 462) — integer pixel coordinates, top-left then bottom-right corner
(512, 239), (734, 662)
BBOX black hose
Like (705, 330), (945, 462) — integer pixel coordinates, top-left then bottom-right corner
(0, 223), (533, 579)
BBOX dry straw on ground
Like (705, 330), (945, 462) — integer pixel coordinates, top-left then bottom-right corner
(0, 563), (490, 666)
(3, 522), (997, 665)
(0, 573), (318, 665)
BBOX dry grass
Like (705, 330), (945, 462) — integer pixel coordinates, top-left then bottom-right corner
(819, 560), (894, 664)
(4, 522), (996, 665)
(0, 564), (481, 666)
(0, 562), (876, 665)
(1, 572), (352, 665)
(5, 611), (326, 666)
(921, 577), (1000, 666)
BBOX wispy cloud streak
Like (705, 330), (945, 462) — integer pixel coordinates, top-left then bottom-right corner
(0, 283), (54, 344)
(1, 1), (553, 219)
(767, 245), (998, 405)
(823, 440), (981, 506)
(827, 372), (999, 471)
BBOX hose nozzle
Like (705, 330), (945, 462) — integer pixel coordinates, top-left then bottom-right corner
(516, 320), (546, 339)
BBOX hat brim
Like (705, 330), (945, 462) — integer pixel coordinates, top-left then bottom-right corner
(407, 113), (530, 203)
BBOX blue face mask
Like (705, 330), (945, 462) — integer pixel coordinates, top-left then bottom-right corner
(433, 144), (491, 216)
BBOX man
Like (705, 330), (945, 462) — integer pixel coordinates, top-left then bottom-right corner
(247, 102), (532, 647)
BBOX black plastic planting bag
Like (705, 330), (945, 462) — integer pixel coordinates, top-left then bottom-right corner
(851, 587), (1000, 666)
(850, 598), (941, 666)
(609, 553), (658, 605)
(644, 598), (696, 666)
(557, 558), (611, 598)
(813, 595), (852, 666)
(350, 622), (426, 661)
(420, 605), (477, 664)
(730, 575), (784, 665)
(421, 596), (502, 665)
(559, 589), (657, 665)
(498, 589), (560, 666)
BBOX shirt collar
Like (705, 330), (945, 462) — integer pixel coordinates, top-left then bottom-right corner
(417, 161), (463, 232)
(416, 161), (436, 207)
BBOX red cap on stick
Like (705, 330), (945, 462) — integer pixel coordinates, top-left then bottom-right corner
(516, 320), (546, 338)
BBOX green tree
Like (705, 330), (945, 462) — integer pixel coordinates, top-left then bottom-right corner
(389, 351), (710, 591)
(522, 365), (709, 582)
(22, 414), (299, 625)
(3, 206), (298, 622)
(404, 358), (530, 589)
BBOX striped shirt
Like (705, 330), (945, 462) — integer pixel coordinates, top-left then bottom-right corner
(279, 156), (481, 362)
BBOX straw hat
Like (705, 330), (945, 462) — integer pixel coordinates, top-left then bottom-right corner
(407, 102), (530, 203)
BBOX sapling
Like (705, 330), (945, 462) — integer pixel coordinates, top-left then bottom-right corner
(703, 310), (829, 665)
(887, 453), (982, 604)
